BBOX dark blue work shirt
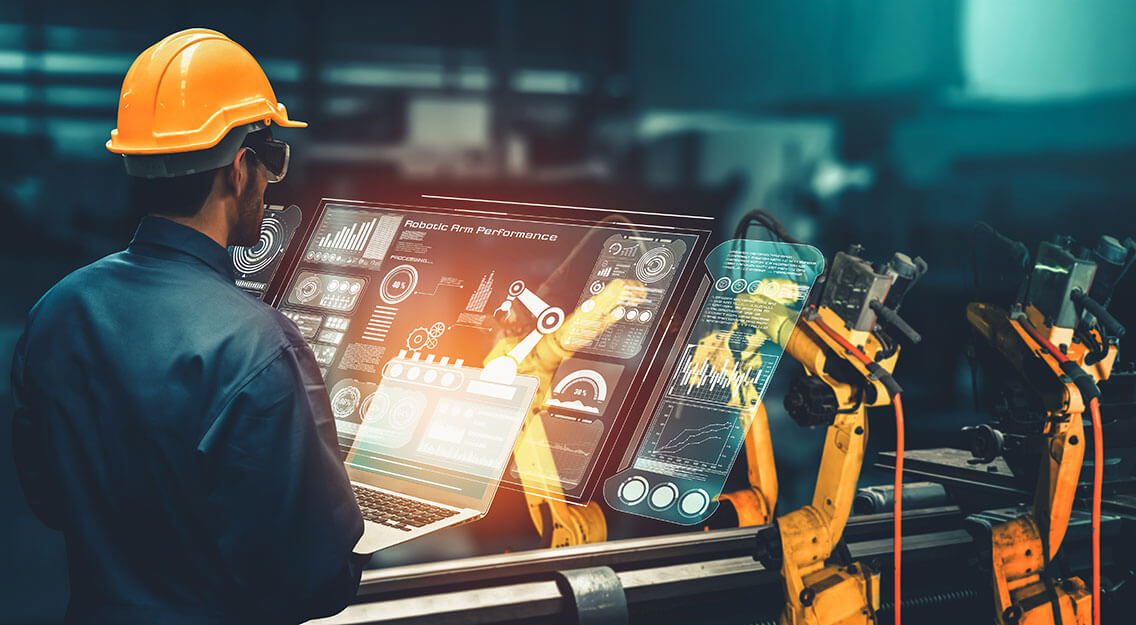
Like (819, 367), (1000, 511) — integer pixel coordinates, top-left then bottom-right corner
(11, 216), (366, 624)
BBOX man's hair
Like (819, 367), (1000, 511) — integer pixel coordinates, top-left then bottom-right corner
(128, 168), (219, 218)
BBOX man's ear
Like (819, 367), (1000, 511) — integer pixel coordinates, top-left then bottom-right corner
(224, 147), (250, 195)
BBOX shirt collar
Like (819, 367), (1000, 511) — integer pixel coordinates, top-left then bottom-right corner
(128, 216), (235, 281)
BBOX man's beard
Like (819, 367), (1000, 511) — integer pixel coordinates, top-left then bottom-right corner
(232, 175), (264, 247)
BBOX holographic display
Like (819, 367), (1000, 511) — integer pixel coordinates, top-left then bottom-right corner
(274, 201), (703, 502)
(229, 204), (302, 298)
(564, 234), (686, 358)
(604, 240), (824, 525)
(331, 352), (539, 499)
(305, 206), (403, 268)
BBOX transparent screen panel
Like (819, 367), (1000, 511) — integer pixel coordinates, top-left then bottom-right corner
(275, 200), (707, 504)
(228, 203), (302, 299)
(604, 240), (824, 525)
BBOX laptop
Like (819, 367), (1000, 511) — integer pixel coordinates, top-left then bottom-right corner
(267, 196), (710, 552)
(343, 351), (539, 552)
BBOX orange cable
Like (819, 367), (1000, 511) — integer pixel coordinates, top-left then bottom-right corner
(1090, 397), (1103, 625)
(812, 313), (902, 625)
(1019, 314), (1070, 364)
(1020, 314), (1102, 625)
(892, 394), (904, 625)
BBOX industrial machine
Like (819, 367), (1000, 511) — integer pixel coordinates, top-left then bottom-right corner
(253, 203), (1133, 625)
(486, 273), (629, 547)
(876, 226), (1136, 625)
(751, 245), (923, 625)
(966, 229), (1129, 625)
(695, 211), (923, 624)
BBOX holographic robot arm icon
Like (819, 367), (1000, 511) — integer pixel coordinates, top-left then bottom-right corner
(482, 280), (565, 384)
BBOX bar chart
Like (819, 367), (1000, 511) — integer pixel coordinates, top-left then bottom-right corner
(306, 207), (404, 268)
(316, 215), (377, 252)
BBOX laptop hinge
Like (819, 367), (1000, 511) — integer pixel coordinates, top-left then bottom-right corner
(553, 566), (628, 625)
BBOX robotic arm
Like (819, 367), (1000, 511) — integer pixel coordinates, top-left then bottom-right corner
(967, 232), (1130, 625)
(750, 247), (924, 625)
(483, 280), (565, 385)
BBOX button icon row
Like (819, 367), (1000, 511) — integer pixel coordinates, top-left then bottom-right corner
(616, 476), (710, 518)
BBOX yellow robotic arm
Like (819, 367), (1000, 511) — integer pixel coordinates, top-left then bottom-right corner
(749, 248), (924, 625)
(966, 232), (1129, 625)
(485, 277), (643, 547)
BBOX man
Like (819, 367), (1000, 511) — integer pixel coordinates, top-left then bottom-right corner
(11, 29), (367, 624)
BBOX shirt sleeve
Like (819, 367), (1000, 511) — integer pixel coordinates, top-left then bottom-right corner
(196, 341), (367, 623)
(11, 326), (66, 531)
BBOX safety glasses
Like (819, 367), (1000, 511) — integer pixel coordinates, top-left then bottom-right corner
(242, 137), (290, 183)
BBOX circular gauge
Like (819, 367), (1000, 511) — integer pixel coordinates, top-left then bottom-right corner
(294, 275), (322, 303)
(330, 383), (362, 420)
(231, 215), (283, 276)
(714, 277), (732, 291)
(589, 280), (605, 295)
(361, 392), (390, 423)
(581, 299), (596, 313)
(730, 278), (748, 294)
(380, 265), (419, 304)
(389, 393), (426, 430)
(635, 246), (676, 284)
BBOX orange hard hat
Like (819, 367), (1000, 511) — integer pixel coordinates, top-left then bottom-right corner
(107, 28), (305, 157)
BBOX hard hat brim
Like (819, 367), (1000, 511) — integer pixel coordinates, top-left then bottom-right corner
(108, 101), (306, 155)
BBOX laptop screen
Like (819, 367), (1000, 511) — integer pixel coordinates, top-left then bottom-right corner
(274, 198), (708, 502)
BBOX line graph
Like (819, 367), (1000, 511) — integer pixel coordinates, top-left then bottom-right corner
(639, 401), (739, 476)
(655, 422), (731, 455)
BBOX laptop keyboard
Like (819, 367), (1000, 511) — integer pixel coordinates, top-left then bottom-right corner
(352, 484), (462, 532)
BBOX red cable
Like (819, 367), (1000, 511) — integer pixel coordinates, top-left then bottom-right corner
(1090, 397), (1103, 625)
(813, 313), (903, 625)
(892, 394), (904, 624)
(1020, 314), (1103, 625)
(1018, 314), (1071, 364)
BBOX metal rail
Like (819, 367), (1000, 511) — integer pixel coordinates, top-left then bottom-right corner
(310, 508), (969, 625)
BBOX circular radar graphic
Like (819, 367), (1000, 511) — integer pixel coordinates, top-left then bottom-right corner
(330, 383), (362, 420)
(379, 264), (418, 305)
(361, 391), (425, 449)
(389, 394), (426, 430)
(635, 246), (676, 284)
(294, 275), (322, 303)
(231, 215), (284, 276)
(361, 392), (389, 424)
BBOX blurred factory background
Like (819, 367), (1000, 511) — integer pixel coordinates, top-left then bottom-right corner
(3, 1), (1136, 622)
